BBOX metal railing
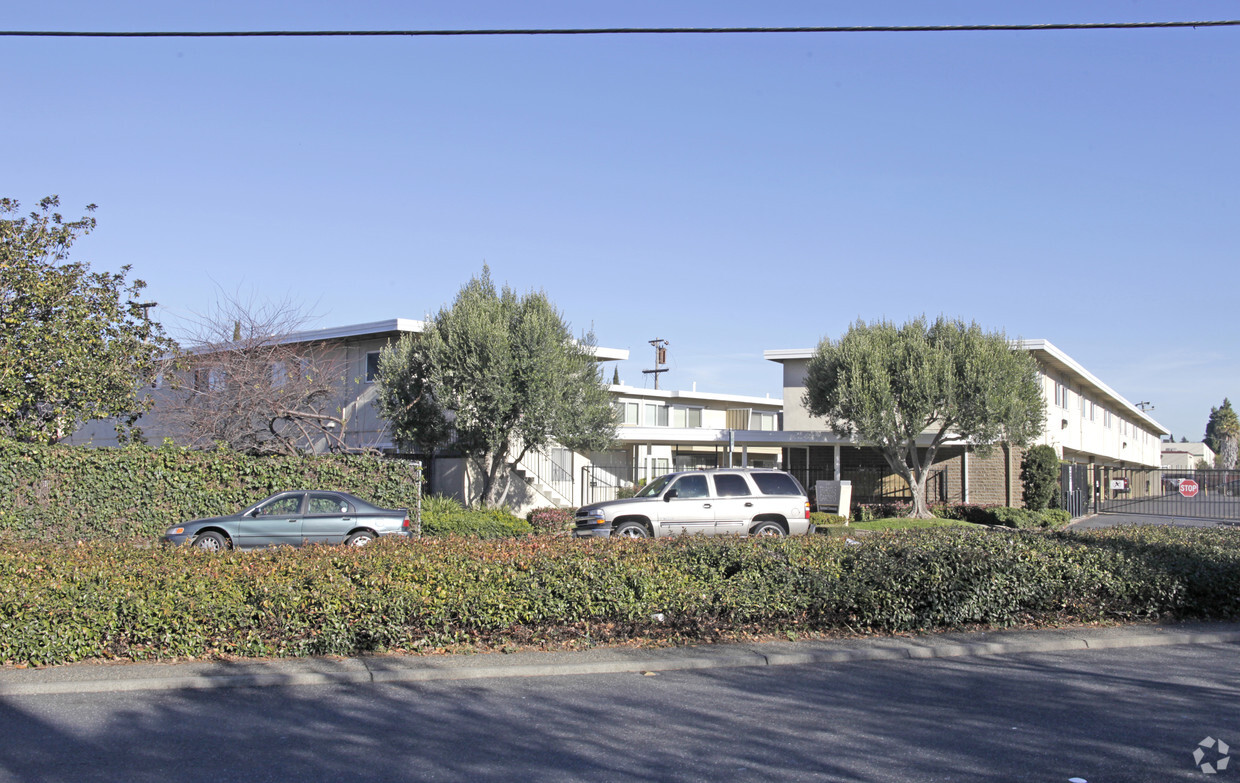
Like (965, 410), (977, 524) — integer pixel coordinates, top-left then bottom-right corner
(786, 466), (947, 507)
(516, 447), (574, 504)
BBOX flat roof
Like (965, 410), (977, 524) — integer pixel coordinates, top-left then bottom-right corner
(276, 319), (628, 360)
(765, 339), (1168, 435)
(609, 385), (781, 408)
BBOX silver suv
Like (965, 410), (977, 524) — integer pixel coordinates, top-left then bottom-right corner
(573, 468), (812, 538)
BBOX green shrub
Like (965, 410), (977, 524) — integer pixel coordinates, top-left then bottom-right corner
(2, 526), (1237, 666)
(419, 496), (532, 538)
(931, 503), (999, 523)
(1042, 508), (1072, 528)
(854, 502), (912, 522)
(526, 506), (577, 534)
(810, 512), (848, 528)
(1021, 445), (1061, 511)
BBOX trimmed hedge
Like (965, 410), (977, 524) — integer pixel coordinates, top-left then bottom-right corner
(2, 526), (1238, 666)
(932, 504), (1071, 530)
(526, 507), (577, 535)
(0, 439), (422, 544)
(421, 495), (533, 538)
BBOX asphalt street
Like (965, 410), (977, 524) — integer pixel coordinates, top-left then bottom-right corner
(2, 632), (1238, 782)
(1069, 512), (1240, 530)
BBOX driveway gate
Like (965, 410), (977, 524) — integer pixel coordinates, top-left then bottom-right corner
(1091, 467), (1240, 521)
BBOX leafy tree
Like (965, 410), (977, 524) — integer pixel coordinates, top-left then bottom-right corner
(1020, 444), (1061, 511)
(803, 316), (1045, 518)
(1204, 398), (1239, 469)
(376, 267), (616, 507)
(161, 290), (355, 455)
(0, 196), (171, 443)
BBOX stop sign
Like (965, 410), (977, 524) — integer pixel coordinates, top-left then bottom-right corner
(1179, 479), (1200, 498)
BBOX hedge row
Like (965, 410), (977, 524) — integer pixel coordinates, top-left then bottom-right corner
(932, 504), (1072, 529)
(3, 526), (1237, 666)
(421, 495), (533, 538)
(0, 439), (422, 544)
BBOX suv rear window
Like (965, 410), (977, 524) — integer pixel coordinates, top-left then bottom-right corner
(751, 472), (804, 496)
(713, 474), (752, 497)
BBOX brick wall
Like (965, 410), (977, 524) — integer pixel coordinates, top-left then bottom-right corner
(967, 445), (1025, 506)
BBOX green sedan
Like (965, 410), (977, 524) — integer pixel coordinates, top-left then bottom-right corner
(165, 491), (412, 551)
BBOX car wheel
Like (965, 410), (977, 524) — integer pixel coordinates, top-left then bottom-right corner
(613, 521), (650, 539)
(192, 531), (228, 551)
(345, 531), (376, 547)
(750, 521), (786, 537)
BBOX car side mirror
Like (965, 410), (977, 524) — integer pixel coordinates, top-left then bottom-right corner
(664, 489), (678, 502)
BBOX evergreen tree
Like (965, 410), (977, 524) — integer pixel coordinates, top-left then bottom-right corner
(803, 316), (1044, 518)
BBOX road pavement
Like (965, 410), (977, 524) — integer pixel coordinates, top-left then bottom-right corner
(2, 626), (1239, 782)
(2, 621), (1239, 697)
(1069, 512), (1240, 530)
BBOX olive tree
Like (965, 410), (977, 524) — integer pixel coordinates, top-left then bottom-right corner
(803, 316), (1045, 518)
(0, 196), (171, 443)
(376, 268), (616, 507)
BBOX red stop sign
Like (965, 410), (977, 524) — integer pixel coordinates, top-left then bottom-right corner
(1179, 479), (1200, 498)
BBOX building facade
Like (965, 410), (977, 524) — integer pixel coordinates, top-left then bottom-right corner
(764, 338), (1169, 508)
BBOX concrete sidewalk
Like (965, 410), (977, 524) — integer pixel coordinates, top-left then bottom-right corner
(3, 621), (1239, 696)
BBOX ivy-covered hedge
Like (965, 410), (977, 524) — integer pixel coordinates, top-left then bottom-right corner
(2, 526), (1237, 666)
(0, 440), (422, 544)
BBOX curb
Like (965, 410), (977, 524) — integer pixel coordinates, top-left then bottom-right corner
(3, 623), (1239, 696)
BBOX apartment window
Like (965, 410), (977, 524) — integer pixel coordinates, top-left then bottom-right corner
(671, 406), (702, 428)
(751, 410), (777, 431)
(365, 352), (380, 383)
(1103, 409), (1112, 428)
(643, 403), (669, 427)
(207, 368), (227, 392)
(614, 401), (640, 425)
(271, 361), (287, 388)
(1081, 396), (1088, 419)
(1054, 381), (1069, 409)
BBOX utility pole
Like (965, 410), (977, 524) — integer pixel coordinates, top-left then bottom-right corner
(642, 338), (669, 390)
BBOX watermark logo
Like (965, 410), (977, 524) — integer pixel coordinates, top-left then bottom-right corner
(1193, 737), (1231, 774)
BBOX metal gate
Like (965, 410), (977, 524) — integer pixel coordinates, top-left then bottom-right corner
(1092, 467), (1240, 521)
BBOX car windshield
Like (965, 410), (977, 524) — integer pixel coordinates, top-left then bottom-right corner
(635, 474), (673, 498)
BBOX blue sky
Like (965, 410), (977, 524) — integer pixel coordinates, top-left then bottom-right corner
(5, 1), (1238, 442)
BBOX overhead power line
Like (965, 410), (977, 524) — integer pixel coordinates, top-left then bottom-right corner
(2, 20), (1239, 39)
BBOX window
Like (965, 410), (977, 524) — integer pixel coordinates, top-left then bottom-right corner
(256, 494), (302, 516)
(1054, 381), (1069, 409)
(365, 352), (380, 383)
(671, 406), (703, 428)
(752, 472), (804, 496)
(1103, 409), (1112, 428)
(713, 474), (752, 497)
(643, 403), (669, 427)
(307, 493), (350, 516)
(1081, 396), (1088, 419)
(670, 474), (709, 499)
(207, 368), (227, 391)
(271, 361), (287, 388)
(751, 410), (777, 431)
(614, 401), (640, 425)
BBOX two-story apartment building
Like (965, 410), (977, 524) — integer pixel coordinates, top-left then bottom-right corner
(764, 338), (1169, 507)
(1161, 441), (1216, 471)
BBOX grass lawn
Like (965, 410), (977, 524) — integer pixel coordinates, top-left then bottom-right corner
(817, 517), (976, 536)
